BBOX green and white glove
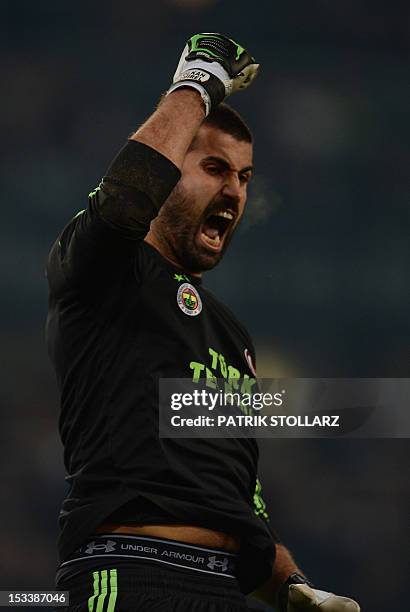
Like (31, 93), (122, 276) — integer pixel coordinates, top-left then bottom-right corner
(279, 574), (360, 612)
(167, 33), (259, 115)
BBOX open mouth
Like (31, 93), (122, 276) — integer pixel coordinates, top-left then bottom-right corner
(199, 209), (236, 252)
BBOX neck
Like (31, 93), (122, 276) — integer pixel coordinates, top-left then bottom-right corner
(144, 232), (202, 278)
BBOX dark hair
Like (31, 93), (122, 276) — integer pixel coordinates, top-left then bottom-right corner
(190, 103), (253, 148)
(204, 103), (253, 143)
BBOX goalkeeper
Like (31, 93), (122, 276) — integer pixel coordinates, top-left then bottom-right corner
(47, 33), (361, 611)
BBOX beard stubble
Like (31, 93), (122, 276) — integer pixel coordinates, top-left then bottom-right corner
(152, 183), (237, 273)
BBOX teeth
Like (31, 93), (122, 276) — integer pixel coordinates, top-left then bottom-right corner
(202, 233), (220, 246)
(216, 211), (233, 220)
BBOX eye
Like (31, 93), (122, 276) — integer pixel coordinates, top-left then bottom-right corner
(206, 165), (221, 175)
(239, 173), (251, 184)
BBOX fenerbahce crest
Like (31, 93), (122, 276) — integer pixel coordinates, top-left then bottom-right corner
(177, 283), (202, 316)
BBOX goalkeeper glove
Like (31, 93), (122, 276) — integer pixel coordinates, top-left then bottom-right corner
(167, 33), (259, 115)
(279, 574), (360, 612)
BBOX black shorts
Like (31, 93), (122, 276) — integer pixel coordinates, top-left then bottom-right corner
(56, 560), (252, 611)
(55, 535), (255, 612)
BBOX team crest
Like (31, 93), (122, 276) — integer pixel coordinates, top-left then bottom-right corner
(177, 283), (202, 316)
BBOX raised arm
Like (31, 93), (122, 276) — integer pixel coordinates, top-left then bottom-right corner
(46, 33), (259, 294)
(131, 89), (205, 168)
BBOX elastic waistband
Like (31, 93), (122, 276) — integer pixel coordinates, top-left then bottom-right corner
(60, 534), (238, 579)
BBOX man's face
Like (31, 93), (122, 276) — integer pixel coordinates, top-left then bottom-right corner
(150, 125), (253, 273)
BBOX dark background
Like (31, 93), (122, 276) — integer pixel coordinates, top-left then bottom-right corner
(1, 1), (409, 610)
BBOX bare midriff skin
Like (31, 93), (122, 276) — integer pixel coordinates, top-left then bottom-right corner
(95, 523), (241, 552)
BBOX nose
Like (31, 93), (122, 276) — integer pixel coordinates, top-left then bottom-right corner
(221, 172), (241, 202)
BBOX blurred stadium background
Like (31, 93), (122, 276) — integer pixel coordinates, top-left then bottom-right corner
(1, 1), (409, 610)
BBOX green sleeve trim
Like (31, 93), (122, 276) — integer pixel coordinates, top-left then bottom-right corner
(254, 477), (269, 521)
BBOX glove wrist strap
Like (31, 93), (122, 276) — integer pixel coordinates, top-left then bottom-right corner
(168, 60), (228, 115)
(278, 573), (315, 612)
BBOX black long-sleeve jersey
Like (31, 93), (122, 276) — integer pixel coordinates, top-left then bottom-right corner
(46, 140), (276, 593)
